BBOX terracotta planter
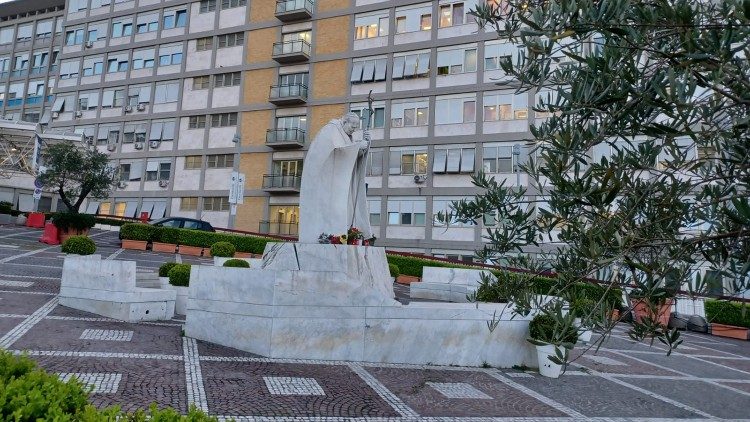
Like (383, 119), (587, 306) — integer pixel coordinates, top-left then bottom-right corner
(202, 248), (212, 257)
(58, 228), (90, 244)
(179, 245), (203, 256)
(711, 323), (750, 340)
(152, 242), (177, 253)
(235, 252), (253, 258)
(608, 309), (621, 322)
(121, 239), (148, 250)
(396, 275), (421, 285)
(630, 298), (674, 327)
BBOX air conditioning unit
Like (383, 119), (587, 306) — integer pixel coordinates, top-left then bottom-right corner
(134, 141), (144, 150)
(414, 174), (427, 184)
(118, 181), (127, 189)
(136, 103), (146, 111)
(74, 111), (83, 118)
(84, 41), (93, 48)
(51, 111), (59, 119)
(158, 179), (169, 188)
(106, 143), (117, 151)
(124, 105), (133, 113)
(85, 136), (94, 145)
(149, 140), (160, 149)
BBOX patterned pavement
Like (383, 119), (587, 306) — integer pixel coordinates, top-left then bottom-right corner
(1, 225), (749, 421)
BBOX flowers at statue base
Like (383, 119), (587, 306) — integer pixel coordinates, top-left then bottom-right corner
(318, 227), (375, 246)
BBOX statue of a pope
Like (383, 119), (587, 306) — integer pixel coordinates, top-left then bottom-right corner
(299, 113), (372, 243)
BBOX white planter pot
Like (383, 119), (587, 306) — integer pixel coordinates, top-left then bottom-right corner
(536, 344), (564, 378)
(574, 318), (593, 343)
(159, 277), (170, 289)
(166, 284), (189, 315)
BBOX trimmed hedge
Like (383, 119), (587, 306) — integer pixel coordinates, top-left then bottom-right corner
(61, 235), (96, 255)
(223, 259), (250, 268)
(210, 242), (236, 257)
(0, 350), (218, 421)
(51, 212), (96, 231)
(388, 263), (400, 278)
(168, 264), (191, 287)
(159, 262), (179, 277)
(120, 223), (273, 254)
(705, 300), (750, 328)
(385, 254), (476, 277)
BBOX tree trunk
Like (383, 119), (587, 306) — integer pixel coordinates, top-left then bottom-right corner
(57, 184), (77, 213)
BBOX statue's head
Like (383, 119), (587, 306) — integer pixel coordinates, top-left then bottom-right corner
(341, 112), (361, 136)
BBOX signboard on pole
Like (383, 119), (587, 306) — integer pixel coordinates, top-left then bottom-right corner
(33, 188), (42, 200)
(236, 173), (245, 204)
(228, 171), (239, 204)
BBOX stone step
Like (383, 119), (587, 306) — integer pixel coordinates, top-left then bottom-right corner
(135, 272), (160, 289)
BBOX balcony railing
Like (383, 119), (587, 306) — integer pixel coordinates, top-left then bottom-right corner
(259, 220), (299, 236)
(262, 174), (302, 192)
(275, 0), (314, 21)
(271, 40), (311, 63)
(266, 128), (306, 148)
(269, 83), (308, 105)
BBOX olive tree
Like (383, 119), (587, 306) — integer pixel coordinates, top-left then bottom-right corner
(444, 0), (750, 354)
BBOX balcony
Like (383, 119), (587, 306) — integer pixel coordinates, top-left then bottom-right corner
(262, 174), (301, 193)
(259, 220), (299, 236)
(275, 0), (314, 22)
(266, 128), (306, 148)
(269, 83), (308, 105)
(272, 40), (311, 63)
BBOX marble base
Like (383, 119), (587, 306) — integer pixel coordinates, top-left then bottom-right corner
(213, 257), (262, 267)
(185, 243), (537, 367)
(411, 267), (495, 303)
(60, 255), (176, 322)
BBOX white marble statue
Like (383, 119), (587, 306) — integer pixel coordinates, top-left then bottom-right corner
(299, 113), (372, 243)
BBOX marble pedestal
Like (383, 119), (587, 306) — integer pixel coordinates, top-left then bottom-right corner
(411, 267), (495, 302)
(184, 243), (537, 367)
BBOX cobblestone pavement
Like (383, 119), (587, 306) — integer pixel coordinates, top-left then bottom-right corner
(1, 225), (749, 421)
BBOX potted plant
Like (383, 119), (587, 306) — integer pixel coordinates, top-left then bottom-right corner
(629, 287), (674, 327)
(176, 230), (204, 256)
(152, 227), (179, 253)
(388, 264), (400, 283)
(61, 235), (97, 256)
(705, 300), (750, 340)
(528, 312), (578, 378)
(119, 223), (154, 250)
(570, 298), (596, 343)
(167, 264), (191, 314)
(210, 241), (239, 266)
(223, 259), (250, 268)
(158, 262), (178, 288)
(52, 213), (96, 244)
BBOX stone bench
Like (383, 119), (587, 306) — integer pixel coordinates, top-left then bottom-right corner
(60, 255), (176, 322)
(410, 267), (495, 303)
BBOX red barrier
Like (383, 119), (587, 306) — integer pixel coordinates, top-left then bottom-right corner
(39, 222), (60, 245)
(25, 212), (46, 228)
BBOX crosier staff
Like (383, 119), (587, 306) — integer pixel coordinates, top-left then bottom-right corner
(350, 90), (374, 229)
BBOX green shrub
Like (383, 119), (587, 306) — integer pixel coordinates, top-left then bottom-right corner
(210, 241), (236, 257)
(705, 300), (750, 328)
(51, 212), (96, 231)
(0, 201), (11, 214)
(159, 262), (179, 277)
(93, 216), (129, 226)
(223, 258), (250, 268)
(61, 235), (97, 255)
(158, 227), (181, 244)
(168, 264), (191, 287)
(120, 223), (157, 241)
(528, 313), (578, 345)
(386, 254), (476, 277)
(388, 263), (400, 278)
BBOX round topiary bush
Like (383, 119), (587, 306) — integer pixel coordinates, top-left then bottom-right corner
(528, 313), (578, 345)
(223, 258), (250, 268)
(388, 263), (400, 278)
(167, 264), (191, 287)
(61, 235), (96, 255)
(159, 262), (179, 277)
(210, 241), (236, 257)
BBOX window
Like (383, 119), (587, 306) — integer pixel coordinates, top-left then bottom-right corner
(154, 81), (180, 104)
(350, 58), (388, 83)
(189, 115), (206, 129)
(102, 88), (125, 108)
(111, 20), (133, 38)
(180, 197), (198, 211)
(193, 76), (210, 90)
(389, 147), (428, 175)
(146, 161), (171, 181)
(123, 123), (147, 143)
(106, 54), (129, 73)
(433, 146), (476, 173)
(421, 14), (432, 30)
(97, 125), (119, 145)
(69, 0), (88, 12)
(128, 85), (151, 105)
(391, 100), (428, 127)
(196, 37), (213, 51)
(369, 199), (381, 226)
(534, 89), (559, 118)
(199, 0), (217, 13)
(132, 48), (155, 69)
(136, 12), (159, 34)
(77, 91), (99, 111)
(387, 198), (426, 226)
(483, 92), (528, 121)
(484, 41), (521, 71)
(163, 9), (187, 29)
(0, 28), (13, 45)
(222, 0), (246, 8)
(36, 20), (53, 39)
(395, 3), (432, 33)
(211, 113), (238, 127)
(218, 32), (244, 48)
(439, 2), (466, 28)
(437, 46), (477, 75)
(433, 197), (472, 226)
(16, 24), (32, 41)
(482, 145), (520, 173)
(65, 28), (84, 45)
(203, 197), (230, 211)
(149, 120), (176, 142)
(435, 95), (476, 124)
(207, 154), (234, 168)
(355, 12), (389, 39)
(184, 156), (202, 169)
(119, 164), (131, 181)
(59, 60), (80, 80)
(392, 52), (430, 79)
(367, 149), (383, 176)
(214, 72), (241, 87)
(158, 44), (183, 66)
(350, 104), (385, 129)
(31, 51), (49, 74)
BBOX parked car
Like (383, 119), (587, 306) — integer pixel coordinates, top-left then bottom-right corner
(151, 217), (215, 232)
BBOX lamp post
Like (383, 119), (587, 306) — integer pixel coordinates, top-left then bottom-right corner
(512, 143), (521, 189)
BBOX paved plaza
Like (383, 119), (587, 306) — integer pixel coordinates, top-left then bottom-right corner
(0, 225), (749, 421)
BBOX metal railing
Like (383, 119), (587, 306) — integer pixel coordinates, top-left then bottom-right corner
(262, 174), (302, 190)
(259, 220), (299, 236)
(269, 83), (308, 101)
(275, 0), (314, 14)
(272, 39), (311, 57)
(266, 128), (306, 145)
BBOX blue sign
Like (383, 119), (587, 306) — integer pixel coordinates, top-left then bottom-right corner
(34, 178), (43, 189)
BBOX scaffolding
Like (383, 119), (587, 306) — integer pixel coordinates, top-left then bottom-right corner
(0, 120), (83, 178)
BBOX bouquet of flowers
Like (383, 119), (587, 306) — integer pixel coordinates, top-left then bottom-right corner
(318, 227), (375, 245)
